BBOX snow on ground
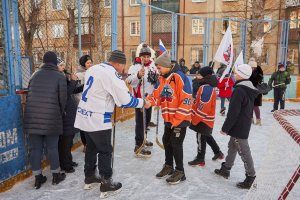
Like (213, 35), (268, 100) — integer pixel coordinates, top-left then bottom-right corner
(1, 101), (300, 200)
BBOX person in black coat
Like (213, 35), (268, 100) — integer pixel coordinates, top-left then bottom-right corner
(24, 51), (67, 189)
(248, 58), (264, 125)
(189, 61), (201, 75)
(57, 58), (84, 173)
(215, 64), (259, 189)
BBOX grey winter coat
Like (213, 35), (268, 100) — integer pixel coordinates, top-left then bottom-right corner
(24, 63), (67, 135)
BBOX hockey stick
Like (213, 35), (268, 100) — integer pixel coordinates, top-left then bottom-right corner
(112, 105), (117, 169)
(272, 80), (300, 87)
(155, 107), (164, 150)
(134, 61), (147, 156)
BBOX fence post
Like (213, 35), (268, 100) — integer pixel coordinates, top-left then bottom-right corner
(77, 0), (82, 58)
(171, 13), (177, 61)
(111, 0), (118, 51)
(203, 17), (208, 66)
(12, 0), (22, 89)
(2, 0), (15, 95)
(284, 20), (290, 69)
(140, 2), (146, 43)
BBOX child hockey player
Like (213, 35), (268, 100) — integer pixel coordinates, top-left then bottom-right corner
(147, 51), (192, 184)
(189, 67), (224, 167)
(215, 64), (259, 189)
(127, 44), (158, 157)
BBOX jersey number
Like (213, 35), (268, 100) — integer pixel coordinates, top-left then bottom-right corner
(82, 76), (94, 102)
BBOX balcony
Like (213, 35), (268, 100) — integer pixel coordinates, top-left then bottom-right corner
(151, 0), (179, 14)
(73, 34), (95, 48)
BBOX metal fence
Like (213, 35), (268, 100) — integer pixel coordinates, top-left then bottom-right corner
(134, 1), (300, 74)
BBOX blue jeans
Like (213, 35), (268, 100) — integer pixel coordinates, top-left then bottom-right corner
(29, 134), (60, 175)
(220, 97), (231, 109)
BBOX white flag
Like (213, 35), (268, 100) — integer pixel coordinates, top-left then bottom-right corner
(214, 26), (234, 82)
(233, 50), (244, 69)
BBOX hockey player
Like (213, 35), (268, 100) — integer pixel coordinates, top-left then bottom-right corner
(147, 51), (192, 185)
(214, 64), (259, 189)
(189, 67), (224, 167)
(127, 44), (159, 157)
(74, 50), (151, 198)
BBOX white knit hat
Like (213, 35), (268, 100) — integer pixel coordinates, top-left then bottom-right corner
(235, 64), (252, 79)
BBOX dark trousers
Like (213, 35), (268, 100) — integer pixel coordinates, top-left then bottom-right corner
(135, 107), (152, 146)
(273, 88), (286, 110)
(29, 134), (60, 175)
(163, 126), (186, 171)
(80, 130), (87, 146)
(58, 135), (74, 169)
(84, 129), (112, 179)
(196, 133), (221, 159)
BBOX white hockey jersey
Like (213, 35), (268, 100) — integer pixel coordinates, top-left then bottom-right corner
(126, 60), (158, 98)
(74, 62), (144, 132)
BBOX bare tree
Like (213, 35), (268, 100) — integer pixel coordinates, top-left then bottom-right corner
(18, 0), (43, 58)
(66, 0), (76, 70)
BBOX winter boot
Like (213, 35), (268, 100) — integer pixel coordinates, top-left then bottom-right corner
(52, 172), (66, 185)
(84, 174), (102, 190)
(214, 162), (231, 179)
(188, 157), (205, 166)
(156, 165), (174, 178)
(166, 169), (186, 185)
(212, 152), (224, 161)
(236, 175), (256, 189)
(145, 140), (153, 148)
(220, 108), (226, 116)
(34, 174), (47, 189)
(99, 178), (122, 199)
(134, 145), (151, 158)
(255, 119), (262, 126)
(62, 166), (75, 173)
(72, 161), (79, 167)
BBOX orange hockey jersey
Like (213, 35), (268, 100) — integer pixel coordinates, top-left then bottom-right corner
(147, 66), (192, 128)
(191, 84), (217, 129)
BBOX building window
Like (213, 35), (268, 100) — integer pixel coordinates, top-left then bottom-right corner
(130, 50), (137, 64)
(76, 22), (89, 35)
(130, 21), (140, 36)
(52, 0), (62, 10)
(261, 48), (270, 65)
(289, 11), (300, 29)
(192, 0), (207, 2)
(222, 18), (237, 34)
(153, 15), (172, 33)
(104, 0), (111, 8)
(53, 24), (64, 38)
(130, 0), (139, 6)
(190, 47), (203, 65)
(33, 51), (43, 64)
(192, 18), (204, 34)
(264, 15), (272, 33)
(33, 27), (43, 39)
(105, 22), (111, 36)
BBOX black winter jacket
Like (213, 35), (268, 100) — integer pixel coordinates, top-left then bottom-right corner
(62, 79), (84, 135)
(249, 66), (264, 106)
(24, 64), (67, 135)
(222, 80), (259, 139)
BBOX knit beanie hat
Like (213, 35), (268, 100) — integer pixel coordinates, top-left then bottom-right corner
(278, 63), (285, 69)
(139, 44), (152, 57)
(235, 64), (252, 79)
(199, 66), (214, 77)
(155, 51), (171, 68)
(179, 58), (185, 63)
(57, 57), (65, 66)
(109, 50), (126, 64)
(43, 51), (57, 65)
(79, 55), (92, 68)
(248, 61), (257, 68)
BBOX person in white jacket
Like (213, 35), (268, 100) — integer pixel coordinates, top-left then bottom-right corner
(74, 50), (151, 198)
(75, 55), (93, 152)
(127, 44), (159, 157)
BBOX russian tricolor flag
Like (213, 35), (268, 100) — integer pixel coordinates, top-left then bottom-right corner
(159, 39), (167, 55)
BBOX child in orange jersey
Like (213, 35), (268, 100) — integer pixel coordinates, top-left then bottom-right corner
(147, 51), (192, 185)
(189, 66), (224, 167)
